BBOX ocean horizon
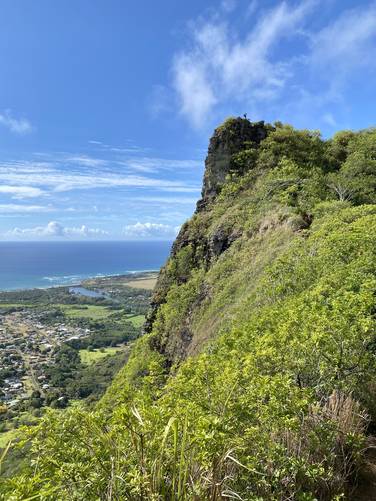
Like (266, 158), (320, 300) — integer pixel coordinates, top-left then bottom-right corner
(0, 241), (172, 291)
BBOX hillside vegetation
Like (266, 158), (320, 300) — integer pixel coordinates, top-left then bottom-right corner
(1, 119), (376, 500)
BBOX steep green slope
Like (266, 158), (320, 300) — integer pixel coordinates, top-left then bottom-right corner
(2, 119), (376, 500)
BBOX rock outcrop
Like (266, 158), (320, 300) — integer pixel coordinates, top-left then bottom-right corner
(144, 117), (270, 355)
(197, 117), (269, 210)
(145, 117), (268, 338)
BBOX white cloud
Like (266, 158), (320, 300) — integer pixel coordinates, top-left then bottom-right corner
(123, 157), (202, 173)
(123, 222), (180, 239)
(109, 146), (146, 153)
(0, 110), (32, 134)
(160, 186), (201, 193)
(149, 84), (173, 118)
(172, 1), (314, 127)
(67, 155), (108, 168)
(0, 160), (197, 193)
(6, 221), (109, 239)
(134, 196), (197, 205)
(67, 224), (109, 237)
(169, 1), (376, 130)
(0, 185), (44, 199)
(52, 174), (190, 192)
(88, 139), (149, 155)
(310, 5), (376, 72)
(173, 56), (217, 129)
(0, 203), (52, 213)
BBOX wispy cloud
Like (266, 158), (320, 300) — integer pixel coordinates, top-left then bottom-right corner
(168, 1), (376, 129)
(172, 1), (314, 127)
(133, 196), (198, 205)
(0, 141), (202, 238)
(67, 155), (108, 168)
(246, 0), (258, 18)
(310, 4), (376, 72)
(0, 203), (52, 213)
(149, 84), (174, 118)
(89, 139), (149, 155)
(221, 0), (237, 13)
(0, 186), (45, 199)
(0, 160), (198, 193)
(123, 157), (202, 174)
(160, 186), (201, 193)
(0, 110), (32, 134)
(173, 56), (217, 129)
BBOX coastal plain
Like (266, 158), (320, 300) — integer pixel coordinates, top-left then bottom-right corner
(0, 272), (156, 454)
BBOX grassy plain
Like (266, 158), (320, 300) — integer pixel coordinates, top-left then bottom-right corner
(79, 346), (124, 365)
(124, 314), (145, 327)
(60, 305), (113, 319)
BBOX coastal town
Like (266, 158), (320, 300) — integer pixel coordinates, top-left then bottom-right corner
(0, 308), (90, 407)
(0, 273), (157, 412)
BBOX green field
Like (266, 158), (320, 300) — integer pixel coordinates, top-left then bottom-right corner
(79, 346), (123, 365)
(0, 302), (119, 320)
(125, 314), (145, 327)
(61, 305), (114, 320)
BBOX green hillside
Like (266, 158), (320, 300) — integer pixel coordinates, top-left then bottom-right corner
(2, 119), (376, 500)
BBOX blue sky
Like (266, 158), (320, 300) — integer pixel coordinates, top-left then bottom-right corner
(0, 0), (375, 240)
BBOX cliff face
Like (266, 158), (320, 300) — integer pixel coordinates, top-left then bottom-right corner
(198, 117), (269, 208)
(145, 118), (376, 365)
(144, 118), (271, 351)
(144, 118), (300, 361)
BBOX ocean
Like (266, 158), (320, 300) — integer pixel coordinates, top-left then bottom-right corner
(0, 241), (172, 291)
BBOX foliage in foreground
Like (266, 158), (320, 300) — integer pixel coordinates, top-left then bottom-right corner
(2, 205), (374, 500)
(1, 123), (376, 500)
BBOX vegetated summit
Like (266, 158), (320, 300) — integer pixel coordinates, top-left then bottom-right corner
(2, 117), (376, 500)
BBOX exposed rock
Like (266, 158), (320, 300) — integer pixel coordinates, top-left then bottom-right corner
(197, 117), (269, 210)
(209, 226), (242, 260)
(170, 221), (193, 257)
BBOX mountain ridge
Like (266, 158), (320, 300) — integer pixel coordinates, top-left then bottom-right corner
(2, 117), (376, 500)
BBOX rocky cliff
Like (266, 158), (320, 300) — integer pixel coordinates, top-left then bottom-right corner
(145, 117), (312, 361)
(198, 117), (269, 208)
(145, 118), (271, 350)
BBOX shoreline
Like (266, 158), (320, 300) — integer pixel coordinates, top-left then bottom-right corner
(0, 270), (159, 293)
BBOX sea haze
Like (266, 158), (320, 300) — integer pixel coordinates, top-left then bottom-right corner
(0, 241), (172, 291)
